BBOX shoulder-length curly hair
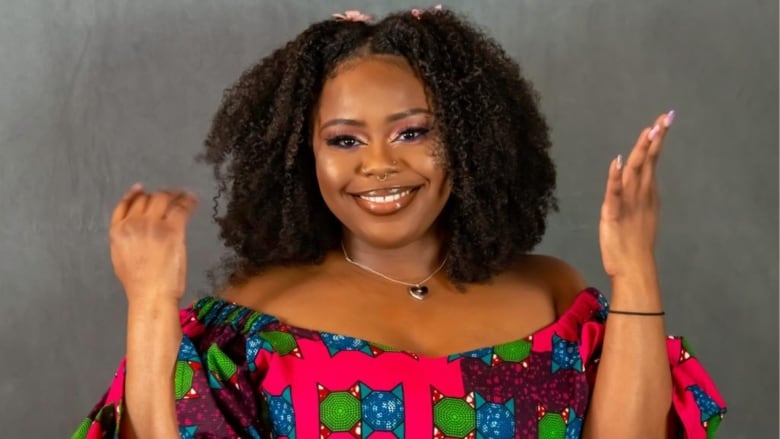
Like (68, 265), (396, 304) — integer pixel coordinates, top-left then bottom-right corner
(197, 8), (557, 290)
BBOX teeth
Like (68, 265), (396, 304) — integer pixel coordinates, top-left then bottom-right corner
(360, 189), (412, 203)
(364, 187), (403, 197)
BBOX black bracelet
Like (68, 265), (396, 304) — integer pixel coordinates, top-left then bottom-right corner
(608, 309), (665, 316)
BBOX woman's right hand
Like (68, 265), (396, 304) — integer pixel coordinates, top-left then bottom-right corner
(109, 183), (199, 304)
(110, 183), (198, 438)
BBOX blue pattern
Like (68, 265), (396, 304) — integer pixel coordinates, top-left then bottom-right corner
(687, 384), (726, 422)
(475, 395), (515, 439)
(551, 333), (583, 373)
(448, 346), (494, 365)
(565, 408), (583, 439)
(265, 387), (296, 438)
(179, 425), (198, 439)
(321, 333), (373, 356)
(593, 289), (609, 321)
(246, 334), (274, 372)
(245, 313), (278, 335)
(177, 337), (200, 362)
(360, 384), (404, 433)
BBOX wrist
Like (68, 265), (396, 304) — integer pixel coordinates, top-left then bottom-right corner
(126, 298), (182, 344)
(123, 280), (184, 303)
(609, 255), (659, 290)
(610, 274), (659, 293)
(609, 275), (663, 312)
(127, 294), (181, 314)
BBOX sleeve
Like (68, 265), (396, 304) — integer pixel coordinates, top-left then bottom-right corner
(580, 320), (727, 439)
(664, 335), (727, 438)
(71, 304), (269, 439)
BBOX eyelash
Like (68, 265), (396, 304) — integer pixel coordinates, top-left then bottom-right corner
(396, 127), (430, 142)
(325, 127), (431, 149)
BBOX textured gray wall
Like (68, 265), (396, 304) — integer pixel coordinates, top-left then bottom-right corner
(0, 1), (775, 437)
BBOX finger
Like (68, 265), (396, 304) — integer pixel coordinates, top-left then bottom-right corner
(146, 190), (179, 218)
(646, 110), (674, 168)
(126, 191), (150, 217)
(643, 111), (675, 186)
(661, 109), (676, 129)
(163, 192), (199, 224)
(110, 183), (145, 225)
(624, 126), (654, 178)
(602, 155), (624, 220)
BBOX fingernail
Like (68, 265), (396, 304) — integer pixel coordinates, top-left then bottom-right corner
(648, 124), (660, 141)
(131, 182), (143, 190)
(616, 154), (623, 170)
(663, 109), (676, 128)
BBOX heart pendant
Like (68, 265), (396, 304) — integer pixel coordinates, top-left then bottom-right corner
(408, 285), (429, 300)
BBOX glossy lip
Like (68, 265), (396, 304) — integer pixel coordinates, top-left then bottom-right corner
(349, 184), (421, 197)
(351, 186), (421, 216)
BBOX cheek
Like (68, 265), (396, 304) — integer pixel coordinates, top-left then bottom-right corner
(412, 147), (449, 188)
(315, 150), (353, 193)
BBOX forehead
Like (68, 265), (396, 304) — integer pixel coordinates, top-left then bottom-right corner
(317, 55), (429, 118)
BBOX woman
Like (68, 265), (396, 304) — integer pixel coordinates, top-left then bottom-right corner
(74, 7), (725, 439)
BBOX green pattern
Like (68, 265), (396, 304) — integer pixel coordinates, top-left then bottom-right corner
(206, 344), (238, 382)
(682, 337), (695, 358)
(371, 341), (402, 352)
(70, 418), (90, 439)
(433, 398), (476, 437)
(261, 331), (298, 355)
(494, 338), (532, 362)
(225, 307), (244, 324)
(196, 299), (217, 321)
(174, 360), (195, 399)
(242, 312), (261, 333)
(538, 413), (566, 439)
(707, 415), (722, 439)
(320, 392), (361, 431)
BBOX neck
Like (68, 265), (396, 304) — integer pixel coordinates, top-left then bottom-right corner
(341, 232), (446, 282)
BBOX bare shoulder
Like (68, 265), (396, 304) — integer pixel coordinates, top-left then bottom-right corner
(218, 263), (322, 312)
(514, 254), (588, 312)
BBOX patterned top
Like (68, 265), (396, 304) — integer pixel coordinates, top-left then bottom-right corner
(73, 288), (726, 439)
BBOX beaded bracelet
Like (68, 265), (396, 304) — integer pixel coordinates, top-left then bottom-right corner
(609, 309), (665, 316)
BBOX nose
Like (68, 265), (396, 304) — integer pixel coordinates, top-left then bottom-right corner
(359, 142), (399, 179)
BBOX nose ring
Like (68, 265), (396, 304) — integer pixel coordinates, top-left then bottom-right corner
(376, 173), (389, 182)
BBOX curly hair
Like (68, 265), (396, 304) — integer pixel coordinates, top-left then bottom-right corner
(196, 8), (557, 290)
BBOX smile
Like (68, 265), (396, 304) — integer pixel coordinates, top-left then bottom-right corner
(358, 188), (414, 203)
(351, 186), (421, 215)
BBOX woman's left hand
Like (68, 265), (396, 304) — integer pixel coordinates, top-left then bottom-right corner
(599, 110), (675, 281)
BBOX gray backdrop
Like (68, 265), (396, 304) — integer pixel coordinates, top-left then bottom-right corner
(0, 0), (776, 437)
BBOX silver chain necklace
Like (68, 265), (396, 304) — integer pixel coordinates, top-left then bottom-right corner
(340, 242), (448, 300)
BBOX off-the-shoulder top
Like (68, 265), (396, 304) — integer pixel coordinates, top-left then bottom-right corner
(73, 288), (726, 438)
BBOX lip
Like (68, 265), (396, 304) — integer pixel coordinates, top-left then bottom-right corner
(351, 186), (421, 216)
(350, 185), (421, 197)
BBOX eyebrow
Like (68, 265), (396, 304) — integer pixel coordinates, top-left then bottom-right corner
(319, 108), (432, 130)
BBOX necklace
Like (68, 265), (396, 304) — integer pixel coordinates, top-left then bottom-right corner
(340, 242), (447, 300)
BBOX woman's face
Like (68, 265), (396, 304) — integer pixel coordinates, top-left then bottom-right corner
(312, 54), (451, 248)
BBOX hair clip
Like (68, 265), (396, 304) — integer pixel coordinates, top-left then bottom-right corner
(411, 4), (444, 20)
(332, 10), (373, 23)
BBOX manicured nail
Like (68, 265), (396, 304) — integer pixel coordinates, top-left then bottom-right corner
(648, 124), (660, 141)
(663, 109), (676, 128)
(616, 154), (623, 170)
(131, 182), (143, 190)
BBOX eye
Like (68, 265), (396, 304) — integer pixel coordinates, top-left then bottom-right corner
(394, 127), (430, 143)
(325, 135), (364, 149)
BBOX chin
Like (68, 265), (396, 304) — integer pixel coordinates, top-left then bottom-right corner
(348, 225), (423, 249)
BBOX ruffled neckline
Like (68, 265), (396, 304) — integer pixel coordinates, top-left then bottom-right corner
(186, 287), (607, 360)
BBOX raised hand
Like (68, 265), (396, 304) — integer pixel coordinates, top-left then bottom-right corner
(599, 110), (675, 280)
(109, 183), (199, 303)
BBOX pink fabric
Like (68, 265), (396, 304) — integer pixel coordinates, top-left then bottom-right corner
(74, 288), (726, 438)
